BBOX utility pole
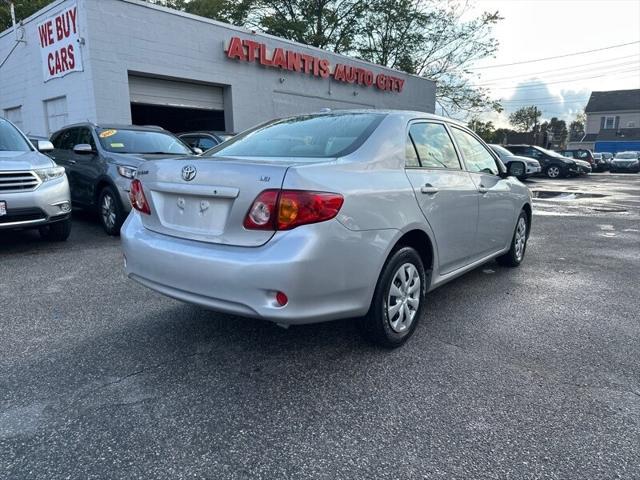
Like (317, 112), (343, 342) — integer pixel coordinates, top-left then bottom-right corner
(1, 1), (25, 43)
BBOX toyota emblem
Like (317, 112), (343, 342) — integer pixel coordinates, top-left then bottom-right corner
(181, 165), (197, 182)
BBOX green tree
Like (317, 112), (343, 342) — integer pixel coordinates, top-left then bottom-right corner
(148, 0), (252, 25)
(357, 0), (502, 115)
(255, 0), (367, 53)
(509, 106), (542, 132)
(568, 112), (586, 141)
(546, 117), (568, 146)
(1, 0), (53, 30)
(468, 119), (496, 143)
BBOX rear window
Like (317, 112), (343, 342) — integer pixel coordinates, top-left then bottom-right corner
(206, 113), (386, 159)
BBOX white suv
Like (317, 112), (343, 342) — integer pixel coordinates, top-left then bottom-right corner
(0, 118), (72, 241)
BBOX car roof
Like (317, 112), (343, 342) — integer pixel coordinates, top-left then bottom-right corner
(177, 131), (221, 136)
(56, 122), (167, 132)
(303, 109), (466, 126)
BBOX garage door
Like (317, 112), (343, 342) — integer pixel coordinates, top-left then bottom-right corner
(128, 75), (224, 110)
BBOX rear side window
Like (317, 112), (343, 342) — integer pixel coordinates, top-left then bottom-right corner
(407, 123), (461, 170)
(451, 127), (499, 175)
(208, 113), (386, 159)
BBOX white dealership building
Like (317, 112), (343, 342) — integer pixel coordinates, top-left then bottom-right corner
(0, 0), (436, 136)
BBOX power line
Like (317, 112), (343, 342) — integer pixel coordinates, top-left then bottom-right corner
(475, 54), (640, 84)
(486, 68), (640, 91)
(476, 58), (640, 86)
(469, 40), (640, 70)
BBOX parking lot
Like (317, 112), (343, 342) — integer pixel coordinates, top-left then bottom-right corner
(1, 173), (639, 479)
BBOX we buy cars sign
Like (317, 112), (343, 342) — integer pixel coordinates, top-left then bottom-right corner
(37, 3), (83, 81)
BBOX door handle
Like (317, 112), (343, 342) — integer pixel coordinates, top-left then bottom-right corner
(420, 185), (439, 195)
(68, 159), (77, 165)
(478, 185), (488, 194)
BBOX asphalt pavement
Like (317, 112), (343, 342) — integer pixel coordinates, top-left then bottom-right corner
(1, 173), (639, 479)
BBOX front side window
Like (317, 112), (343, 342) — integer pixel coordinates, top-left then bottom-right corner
(77, 128), (96, 149)
(96, 129), (191, 155)
(0, 118), (31, 152)
(408, 123), (461, 169)
(54, 128), (79, 150)
(451, 127), (499, 175)
(206, 113), (385, 160)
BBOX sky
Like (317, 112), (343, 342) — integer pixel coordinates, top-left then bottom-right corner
(464, 0), (640, 126)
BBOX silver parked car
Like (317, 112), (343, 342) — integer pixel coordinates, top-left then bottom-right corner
(122, 111), (531, 347)
(0, 118), (72, 241)
(609, 151), (640, 173)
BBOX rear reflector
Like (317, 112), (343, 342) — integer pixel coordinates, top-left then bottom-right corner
(276, 291), (288, 306)
(129, 179), (151, 215)
(244, 189), (344, 231)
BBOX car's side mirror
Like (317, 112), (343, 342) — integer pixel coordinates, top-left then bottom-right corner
(73, 144), (94, 154)
(36, 140), (54, 153)
(505, 160), (525, 178)
(192, 147), (203, 155)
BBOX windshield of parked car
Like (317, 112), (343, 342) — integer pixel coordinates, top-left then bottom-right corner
(206, 113), (386, 159)
(0, 118), (32, 153)
(614, 152), (639, 159)
(96, 128), (192, 155)
(489, 144), (513, 158)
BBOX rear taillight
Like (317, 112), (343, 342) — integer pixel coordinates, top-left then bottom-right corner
(129, 179), (151, 215)
(244, 189), (344, 231)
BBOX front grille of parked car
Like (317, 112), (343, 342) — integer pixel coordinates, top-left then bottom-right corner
(0, 171), (41, 192)
(0, 207), (47, 225)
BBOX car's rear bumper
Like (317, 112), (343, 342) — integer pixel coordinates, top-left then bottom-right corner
(121, 213), (395, 324)
(0, 176), (71, 229)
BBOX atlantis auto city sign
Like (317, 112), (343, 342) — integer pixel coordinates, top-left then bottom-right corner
(225, 36), (405, 93)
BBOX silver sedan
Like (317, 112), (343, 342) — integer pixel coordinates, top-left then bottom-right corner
(121, 111), (531, 347)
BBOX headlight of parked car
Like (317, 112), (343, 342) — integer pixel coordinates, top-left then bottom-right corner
(34, 166), (66, 182)
(117, 165), (138, 179)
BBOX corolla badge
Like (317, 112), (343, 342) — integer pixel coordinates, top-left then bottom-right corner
(181, 165), (197, 182)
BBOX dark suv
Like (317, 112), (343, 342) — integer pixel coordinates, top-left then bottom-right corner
(558, 149), (599, 170)
(504, 145), (581, 178)
(50, 123), (194, 234)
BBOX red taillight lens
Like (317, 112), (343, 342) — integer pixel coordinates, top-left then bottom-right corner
(129, 179), (151, 215)
(244, 190), (344, 231)
(277, 191), (344, 230)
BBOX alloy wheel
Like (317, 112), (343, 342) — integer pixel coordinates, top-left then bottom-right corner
(387, 262), (421, 333)
(547, 166), (560, 178)
(514, 217), (527, 261)
(101, 193), (117, 230)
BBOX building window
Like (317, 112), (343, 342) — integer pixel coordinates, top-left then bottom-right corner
(604, 116), (615, 129)
(4, 106), (23, 131)
(44, 96), (68, 135)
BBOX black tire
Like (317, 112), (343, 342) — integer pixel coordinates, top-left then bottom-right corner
(39, 218), (71, 242)
(359, 246), (427, 348)
(497, 210), (529, 267)
(98, 186), (125, 236)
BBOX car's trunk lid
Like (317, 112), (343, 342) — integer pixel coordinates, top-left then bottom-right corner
(138, 157), (303, 246)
